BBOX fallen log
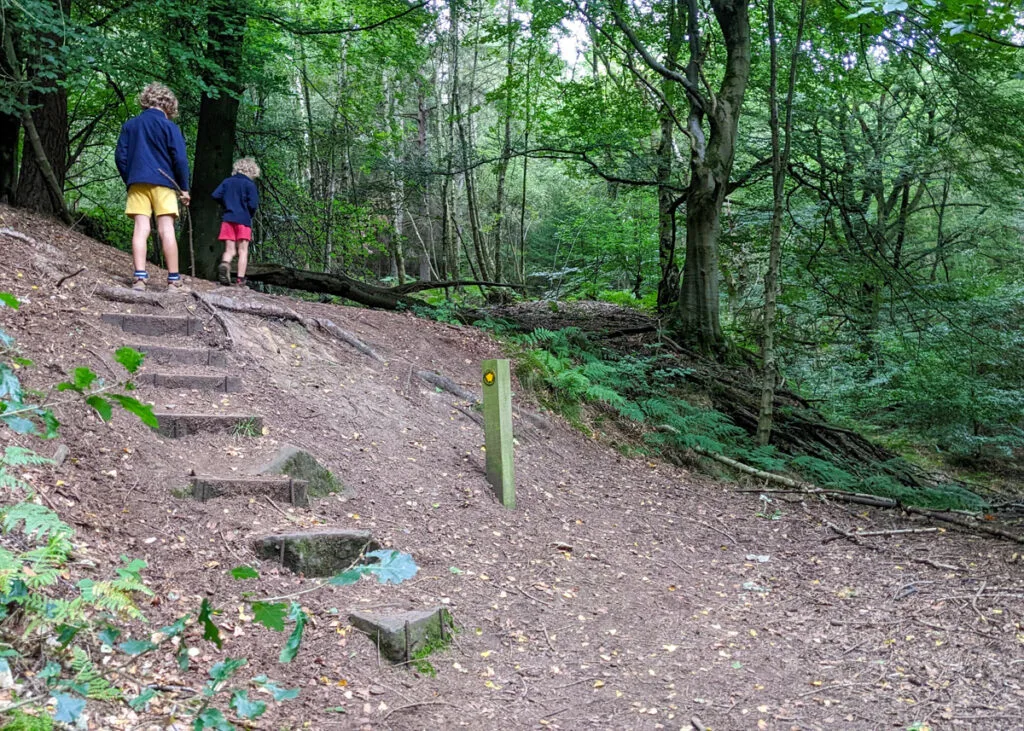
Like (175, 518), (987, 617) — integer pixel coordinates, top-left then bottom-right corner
(246, 264), (520, 310)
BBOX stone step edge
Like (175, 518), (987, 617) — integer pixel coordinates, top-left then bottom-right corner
(138, 373), (243, 393)
(153, 413), (263, 438)
(134, 345), (228, 367)
(101, 313), (201, 336)
(252, 530), (379, 577)
(189, 476), (308, 506)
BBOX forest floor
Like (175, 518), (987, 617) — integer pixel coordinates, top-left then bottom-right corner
(1, 204), (1023, 731)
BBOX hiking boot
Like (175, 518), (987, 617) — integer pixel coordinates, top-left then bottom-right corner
(167, 279), (191, 294)
(218, 262), (231, 286)
(131, 278), (147, 292)
(235, 277), (247, 288)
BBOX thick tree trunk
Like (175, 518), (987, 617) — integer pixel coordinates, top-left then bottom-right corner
(655, 0), (683, 313)
(187, 0), (245, 280)
(13, 0), (70, 218)
(0, 25), (19, 204)
(671, 0), (751, 354)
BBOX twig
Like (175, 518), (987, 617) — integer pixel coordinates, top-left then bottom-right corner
(541, 625), (556, 652)
(157, 168), (194, 277)
(382, 700), (458, 721)
(971, 580), (987, 624)
(263, 495), (295, 522)
(514, 585), (553, 608)
(850, 527), (939, 538)
(260, 540), (371, 602)
(56, 267), (86, 288)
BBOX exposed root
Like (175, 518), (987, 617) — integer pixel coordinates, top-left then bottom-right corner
(96, 285), (168, 308)
(418, 370), (479, 403)
(313, 318), (383, 362)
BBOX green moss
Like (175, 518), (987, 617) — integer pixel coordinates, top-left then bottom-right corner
(2, 711), (54, 731)
(280, 453), (341, 497)
(410, 610), (456, 676)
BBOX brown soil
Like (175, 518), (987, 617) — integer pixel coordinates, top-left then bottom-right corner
(1, 205), (1023, 731)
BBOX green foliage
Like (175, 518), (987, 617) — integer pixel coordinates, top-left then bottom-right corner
(278, 603), (307, 664)
(0, 712), (53, 731)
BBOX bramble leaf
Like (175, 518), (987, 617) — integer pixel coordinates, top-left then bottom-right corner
(252, 601), (287, 631)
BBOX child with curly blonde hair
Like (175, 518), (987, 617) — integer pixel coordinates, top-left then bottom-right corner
(212, 158), (260, 287)
(114, 82), (191, 292)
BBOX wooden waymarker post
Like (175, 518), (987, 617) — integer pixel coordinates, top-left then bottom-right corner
(482, 359), (515, 508)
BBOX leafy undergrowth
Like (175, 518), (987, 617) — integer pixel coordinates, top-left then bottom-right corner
(478, 323), (988, 512)
(0, 291), (421, 729)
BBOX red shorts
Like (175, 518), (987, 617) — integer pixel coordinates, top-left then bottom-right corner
(219, 222), (252, 241)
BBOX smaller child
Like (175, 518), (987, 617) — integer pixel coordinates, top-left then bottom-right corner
(212, 158), (260, 286)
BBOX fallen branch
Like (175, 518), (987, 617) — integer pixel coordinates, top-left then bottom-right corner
(97, 285), (168, 308)
(191, 292), (236, 349)
(693, 446), (1024, 545)
(57, 267), (86, 288)
(0, 227), (38, 246)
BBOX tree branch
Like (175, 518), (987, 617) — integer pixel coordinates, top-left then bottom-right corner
(256, 2), (427, 36)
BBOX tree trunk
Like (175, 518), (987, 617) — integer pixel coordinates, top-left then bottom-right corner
(671, 0), (751, 354)
(756, 0), (806, 446)
(0, 24), (20, 204)
(491, 0), (516, 286)
(187, 0), (245, 280)
(13, 0), (70, 218)
(655, 0), (684, 313)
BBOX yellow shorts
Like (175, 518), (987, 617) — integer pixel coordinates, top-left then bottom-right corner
(125, 184), (178, 218)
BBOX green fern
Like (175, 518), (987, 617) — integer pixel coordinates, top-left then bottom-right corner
(70, 647), (122, 700)
(1, 504), (73, 544)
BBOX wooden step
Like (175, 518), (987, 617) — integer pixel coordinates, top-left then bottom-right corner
(154, 413), (263, 438)
(136, 345), (227, 367)
(138, 373), (243, 392)
(253, 530), (379, 577)
(190, 476), (308, 506)
(101, 313), (200, 336)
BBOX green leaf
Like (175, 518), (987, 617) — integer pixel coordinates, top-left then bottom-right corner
(252, 601), (287, 631)
(0, 365), (21, 400)
(230, 689), (267, 720)
(1, 414), (36, 434)
(0, 292), (19, 310)
(73, 367), (97, 391)
(159, 615), (188, 639)
(53, 693), (86, 723)
(86, 394), (112, 421)
(38, 661), (61, 683)
(114, 347), (145, 374)
(231, 565), (259, 580)
(326, 568), (362, 586)
(98, 627), (121, 647)
(199, 598), (222, 649)
(129, 687), (157, 710)
(209, 657), (247, 684)
(109, 394), (158, 428)
(252, 675), (300, 702)
(278, 602), (307, 663)
(324, 706), (347, 713)
(57, 624), (81, 646)
(118, 639), (157, 656)
(193, 707), (234, 730)
(364, 550), (419, 585)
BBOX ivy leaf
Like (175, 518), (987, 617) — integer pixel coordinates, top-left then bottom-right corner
(326, 568), (362, 586)
(129, 687), (157, 710)
(252, 675), (300, 701)
(199, 598), (222, 649)
(364, 550), (419, 585)
(278, 602), (307, 663)
(0, 292), (19, 309)
(114, 347), (145, 374)
(193, 707), (234, 730)
(118, 639), (157, 656)
(53, 693), (86, 723)
(230, 689), (267, 720)
(109, 394), (158, 428)
(252, 601), (287, 631)
(230, 565), (259, 580)
(86, 394), (112, 421)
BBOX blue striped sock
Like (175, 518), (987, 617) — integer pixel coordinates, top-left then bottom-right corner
(167, 273), (181, 282)
(133, 270), (148, 280)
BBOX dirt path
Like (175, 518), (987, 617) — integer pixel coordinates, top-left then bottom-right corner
(1, 208), (1022, 731)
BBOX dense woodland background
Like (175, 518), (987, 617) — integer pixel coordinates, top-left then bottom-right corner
(3, 0), (1024, 489)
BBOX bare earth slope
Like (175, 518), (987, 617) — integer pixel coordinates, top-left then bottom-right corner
(1, 207), (1022, 731)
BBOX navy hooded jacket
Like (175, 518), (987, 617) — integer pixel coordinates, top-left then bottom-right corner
(212, 174), (259, 227)
(114, 108), (190, 192)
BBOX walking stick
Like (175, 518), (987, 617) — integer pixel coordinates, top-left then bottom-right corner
(157, 168), (196, 278)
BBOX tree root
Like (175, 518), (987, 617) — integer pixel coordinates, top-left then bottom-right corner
(417, 370), (479, 403)
(195, 291), (382, 362)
